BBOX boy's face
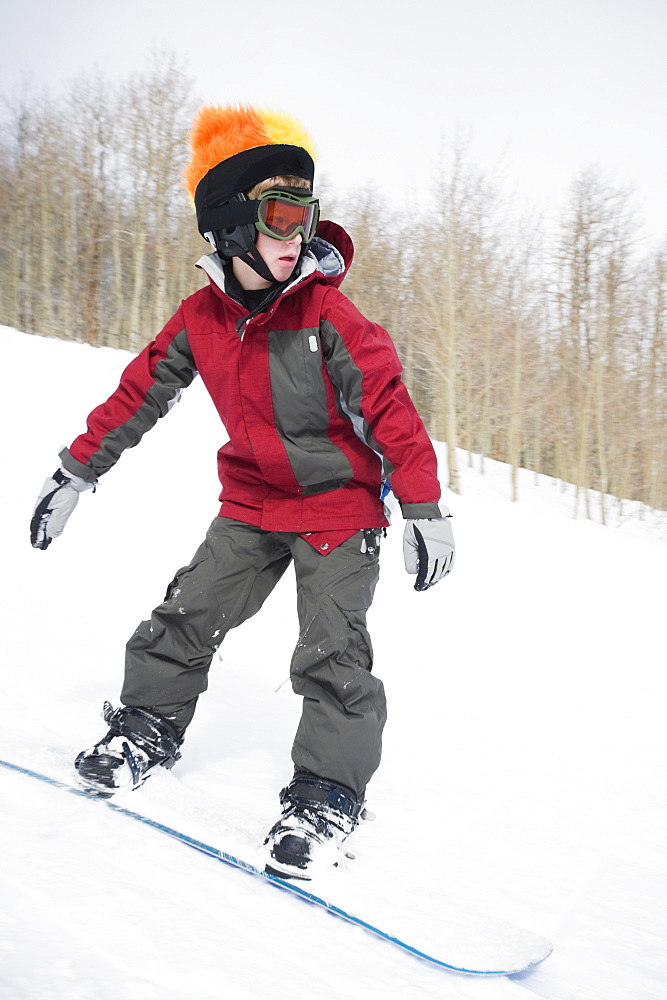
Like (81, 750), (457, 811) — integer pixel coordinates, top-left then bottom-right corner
(233, 231), (302, 290)
(257, 231), (302, 282)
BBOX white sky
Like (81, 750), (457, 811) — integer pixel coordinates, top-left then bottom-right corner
(4, 0), (667, 242)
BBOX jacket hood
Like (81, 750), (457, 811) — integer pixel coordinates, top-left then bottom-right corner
(309, 219), (354, 285)
(196, 218), (354, 299)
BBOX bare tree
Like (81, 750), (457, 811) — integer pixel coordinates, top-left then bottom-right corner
(2, 73), (666, 518)
(552, 169), (638, 518)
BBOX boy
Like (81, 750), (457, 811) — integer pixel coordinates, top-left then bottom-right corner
(30, 105), (455, 879)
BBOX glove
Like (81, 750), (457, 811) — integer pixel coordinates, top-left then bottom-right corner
(403, 507), (455, 591)
(30, 466), (96, 550)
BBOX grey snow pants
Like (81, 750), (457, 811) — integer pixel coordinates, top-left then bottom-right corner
(121, 517), (386, 798)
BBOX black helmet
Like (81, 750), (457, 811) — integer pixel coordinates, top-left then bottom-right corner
(192, 138), (315, 283)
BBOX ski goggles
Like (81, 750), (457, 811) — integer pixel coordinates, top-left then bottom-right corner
(255, 189), (320, 243)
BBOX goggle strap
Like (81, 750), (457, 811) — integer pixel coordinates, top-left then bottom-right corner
(204, 199), (258, 232)
(204, 193), (317, 235)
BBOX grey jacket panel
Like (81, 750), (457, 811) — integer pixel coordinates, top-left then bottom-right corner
(319, 319), (396, 481)
(62, 328), (197, 480)
(268, 326), (354, 494)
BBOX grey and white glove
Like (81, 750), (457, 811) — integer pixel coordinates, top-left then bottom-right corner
(403, 506), (455, 591)
(30, 466), (96, 550)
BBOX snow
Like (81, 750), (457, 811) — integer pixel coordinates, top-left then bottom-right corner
(1, 324), (666, 999)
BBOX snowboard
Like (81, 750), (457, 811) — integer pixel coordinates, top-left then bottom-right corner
(0, 757), (552, 977)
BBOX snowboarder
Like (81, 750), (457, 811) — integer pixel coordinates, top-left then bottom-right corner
(30, 104), (455, 879)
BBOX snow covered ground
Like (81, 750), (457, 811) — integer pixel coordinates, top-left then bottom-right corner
(1, 324), (665, 1000)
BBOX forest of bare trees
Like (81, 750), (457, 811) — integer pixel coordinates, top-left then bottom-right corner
(2, 57), (665, 515)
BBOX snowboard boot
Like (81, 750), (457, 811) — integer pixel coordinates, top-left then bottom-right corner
(74, 701), (183, 797)
(264, 772), (364, 880)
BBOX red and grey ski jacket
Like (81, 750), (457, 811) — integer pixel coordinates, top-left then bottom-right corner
(61, 221), (441, 540)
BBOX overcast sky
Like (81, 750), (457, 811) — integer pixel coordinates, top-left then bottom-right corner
(4, 0), (667, 242)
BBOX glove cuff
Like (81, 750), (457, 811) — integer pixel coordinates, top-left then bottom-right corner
(56, 465), (96, 493)
(400, 501), (449, 519)
(58, 447), (98, 484)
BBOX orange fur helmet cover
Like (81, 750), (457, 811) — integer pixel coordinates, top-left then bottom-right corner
(185, 105), (317, 237)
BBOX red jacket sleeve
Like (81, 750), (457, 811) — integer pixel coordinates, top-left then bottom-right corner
(60, 309), (197, 482)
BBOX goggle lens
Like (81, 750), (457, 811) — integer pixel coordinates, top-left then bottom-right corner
(257, 191), (319, 242)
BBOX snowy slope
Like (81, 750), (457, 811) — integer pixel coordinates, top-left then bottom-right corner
(1, 325), (665, 1000)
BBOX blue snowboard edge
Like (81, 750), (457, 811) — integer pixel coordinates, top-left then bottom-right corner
(0, 756), (552, 977)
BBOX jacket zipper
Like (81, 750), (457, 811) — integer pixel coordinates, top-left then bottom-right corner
(237, 304), (275, 341)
